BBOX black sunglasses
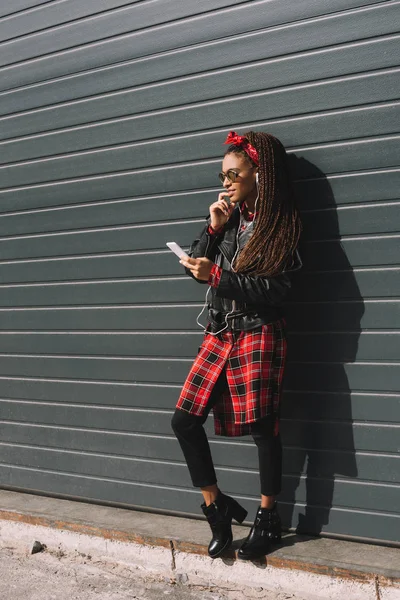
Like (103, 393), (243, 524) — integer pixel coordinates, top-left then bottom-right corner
(218, 168), (254, 184)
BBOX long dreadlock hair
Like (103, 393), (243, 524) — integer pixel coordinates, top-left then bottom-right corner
(225, 131), (302, 277)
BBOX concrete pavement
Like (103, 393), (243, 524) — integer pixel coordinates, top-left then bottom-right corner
(0, 544), (308, 600)
(0, 490), (399, 600)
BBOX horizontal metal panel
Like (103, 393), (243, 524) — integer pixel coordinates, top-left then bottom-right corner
(0, 102), (398, 207)
(2, 400), (399, 454)
(0, 354), (194, 383)
(0, 0), (387, 79)
(0, 278), (211, 306)
(0, 270), (397, 309)
(298, 169), (400, 209)
(0, 235), (399, 292)
(1, 421), (399, 483)
(282, 391), (400, 424)
(0, 355), (397, 392)
(0, 422), (216, 460)
(0, 251), (186, 281)
(293, 136), (399, 180)
(0, 1), (52, 18)
(0, 331), (397, 362)
(303, 202), (400, 239)
(0, 300), (397, 331)
(0, 0), (142, 43)
(0, 190), (211, 224)
(0, 169), (398, 221)
(1, 444), (399, 514)
(0, 401), (179, 433)
(1, 102), (399, 167)
(1, 444), (199, 488)
(0, 235), (396, 276)
(283, 419), (400, 454)
(0, 19), (398, 125)
(0, 378), (180, 408)
(282, 474), (400, 515)
(2, 467), (398, 542)
(287, 332), (400, 362)
(1, 38), (399, 142)
(0, 187), (398, 241)
(0, 162), (216, 210)
(2, 2), (398, 105)
(286, 362), (400, 394)
(286, 301), (400, 332)
(302, 236), (400, 269)
(0, 0), (247, 66)
(2, 421), (399, 484)
(0, 220), (202, 259)
(0, 331), (202, 358)
(293, 269), (400, 301)
(2, 130), (399, 189)
(283, 498), (400, 544)
(0, 377), (398, 423)
(4, 309), (167, 339)
(283, 447), (399, 485)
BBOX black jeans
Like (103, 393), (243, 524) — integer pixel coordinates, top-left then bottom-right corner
(171, 368), (282, 496)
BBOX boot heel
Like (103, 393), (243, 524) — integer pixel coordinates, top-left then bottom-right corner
(231, 501), (248, 524)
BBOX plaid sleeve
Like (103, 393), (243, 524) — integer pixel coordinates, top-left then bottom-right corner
(208, 264), (223, 288)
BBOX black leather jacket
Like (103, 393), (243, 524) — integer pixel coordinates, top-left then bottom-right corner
(185, 204), (302, 332)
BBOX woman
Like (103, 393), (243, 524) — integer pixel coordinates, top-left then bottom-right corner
(171, 130), (302, 560)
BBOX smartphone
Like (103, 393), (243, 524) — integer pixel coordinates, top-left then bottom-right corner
(223, 195), (231, 205)
(166, 241), (189, 259)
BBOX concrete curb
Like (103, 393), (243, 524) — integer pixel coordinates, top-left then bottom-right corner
(0, 490), (399, 600)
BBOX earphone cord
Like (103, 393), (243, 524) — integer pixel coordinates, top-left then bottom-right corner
(196, 286), (237, 335)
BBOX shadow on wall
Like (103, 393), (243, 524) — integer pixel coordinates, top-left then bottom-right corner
(281, 155), (364, 536)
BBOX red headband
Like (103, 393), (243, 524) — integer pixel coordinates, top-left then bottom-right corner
(224, 130), (259, 166)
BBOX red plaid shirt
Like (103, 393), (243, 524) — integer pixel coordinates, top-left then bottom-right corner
(177, 205), (286, 437)
(176, 320), (286, 437)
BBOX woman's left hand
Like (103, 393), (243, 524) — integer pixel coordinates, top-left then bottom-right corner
(180, 256), (214, 281)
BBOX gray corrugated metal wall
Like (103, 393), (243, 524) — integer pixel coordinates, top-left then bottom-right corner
(0, 0), (399, 544)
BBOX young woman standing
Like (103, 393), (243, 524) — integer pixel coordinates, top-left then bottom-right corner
(171, 130), (302, 560)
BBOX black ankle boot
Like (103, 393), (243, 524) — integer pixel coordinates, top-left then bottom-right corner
(201, 490), (248, 559)
(237, 502), (281, 560)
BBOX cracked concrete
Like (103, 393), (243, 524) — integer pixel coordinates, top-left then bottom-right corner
(1, 542), (310, 600)
(2, 518), (398, 600)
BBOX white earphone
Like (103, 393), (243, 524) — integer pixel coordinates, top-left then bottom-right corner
(256, 171), (259, 184)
